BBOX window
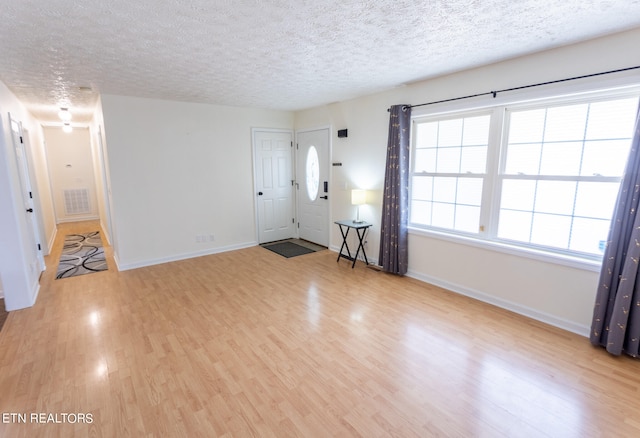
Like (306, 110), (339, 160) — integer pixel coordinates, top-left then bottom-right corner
(411, 112), (491, 233)
(305, 145), (320, 201)
(410, 93), (639, 260)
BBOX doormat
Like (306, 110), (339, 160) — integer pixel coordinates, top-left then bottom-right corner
(261, 240), (321, 258)
(56, 231), (108, 279)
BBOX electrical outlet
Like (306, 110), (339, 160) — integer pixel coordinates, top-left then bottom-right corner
(195, 234), (214, 243)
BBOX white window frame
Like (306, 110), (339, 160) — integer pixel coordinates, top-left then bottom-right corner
(410, 108), (499, 235)
(408, 77), (640, 272)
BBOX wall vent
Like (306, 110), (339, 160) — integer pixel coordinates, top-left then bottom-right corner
(63, 188), (90, 215)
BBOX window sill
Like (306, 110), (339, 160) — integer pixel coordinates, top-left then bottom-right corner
(408, 226), (603, 272)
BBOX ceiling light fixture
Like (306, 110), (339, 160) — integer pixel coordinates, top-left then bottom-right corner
(58, 107), (72, 121)
(62, 122), (72, 133)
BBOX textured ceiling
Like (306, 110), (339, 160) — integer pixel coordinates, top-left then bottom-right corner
(1, 0), (640, 124)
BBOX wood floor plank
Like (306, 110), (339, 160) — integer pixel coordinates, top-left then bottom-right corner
(1, 220), (639, 437)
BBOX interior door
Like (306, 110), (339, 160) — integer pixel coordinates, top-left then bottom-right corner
(9, 113), (45, 272)
(254, 129), (295, 243)
(22, 130), (48, 256)
(296, 128), (329, 246)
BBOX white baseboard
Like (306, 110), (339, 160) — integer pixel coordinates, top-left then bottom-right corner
(406, 269), (590, 338)
(109, 242), (588, 336)
(113, 253), (122, 271)
(329, 245), (587, 336)
(47, 227), (57, 254)
(2, 278), (39, 311)
(56, 215), (100, 224)
(115, 241), (258, 271)
(99, 220), (111, 245)
(30, 280), (40, 308)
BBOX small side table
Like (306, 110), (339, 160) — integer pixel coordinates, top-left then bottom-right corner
(335, 220), (372, 268)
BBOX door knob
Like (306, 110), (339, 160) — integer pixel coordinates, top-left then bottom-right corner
(320, 195), (328, 200)
(26, 208), (33, 212)
(258, 192), (263, 196)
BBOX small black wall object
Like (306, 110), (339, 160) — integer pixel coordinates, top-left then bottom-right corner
(337, 129), (348, 138)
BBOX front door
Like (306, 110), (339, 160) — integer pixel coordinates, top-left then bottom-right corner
(296, 128), (330, 247)
(253, 129), (295, 243)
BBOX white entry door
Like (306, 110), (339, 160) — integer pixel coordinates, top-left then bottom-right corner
(296, 128), (329, 246)
(9, 113), (45, 273)
(253, 129), (295, 243)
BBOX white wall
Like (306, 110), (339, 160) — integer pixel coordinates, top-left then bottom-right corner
(101, 95), (294, 269)
(89, 96), (114, 245)
(43, 126), (100, 223)
(294, 27), (640, 335)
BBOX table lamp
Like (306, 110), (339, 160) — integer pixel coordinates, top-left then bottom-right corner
(351, 189), (366, 223)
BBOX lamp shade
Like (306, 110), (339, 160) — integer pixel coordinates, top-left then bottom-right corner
(351, 189), (366, 205)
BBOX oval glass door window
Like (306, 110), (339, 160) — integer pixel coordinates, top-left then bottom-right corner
(306, 145), (320, 201)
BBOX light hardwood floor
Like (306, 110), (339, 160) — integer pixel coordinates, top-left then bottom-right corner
(1, 220), (639, 437)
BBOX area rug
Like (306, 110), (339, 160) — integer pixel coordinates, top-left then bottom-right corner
(56, 231), (108, 279)
(261, 239), (323, 258)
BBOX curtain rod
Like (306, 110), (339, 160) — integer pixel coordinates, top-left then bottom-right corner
(387, 65), (640, 112)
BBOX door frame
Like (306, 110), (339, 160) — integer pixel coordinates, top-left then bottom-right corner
(95, 125), (114, 245)
(252, 127), (295, 244)
(295, 125), (332, 247)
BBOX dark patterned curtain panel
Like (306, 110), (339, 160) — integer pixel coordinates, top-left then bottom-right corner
(378, 104), (411, 275)
(590, 103), (640, 357)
